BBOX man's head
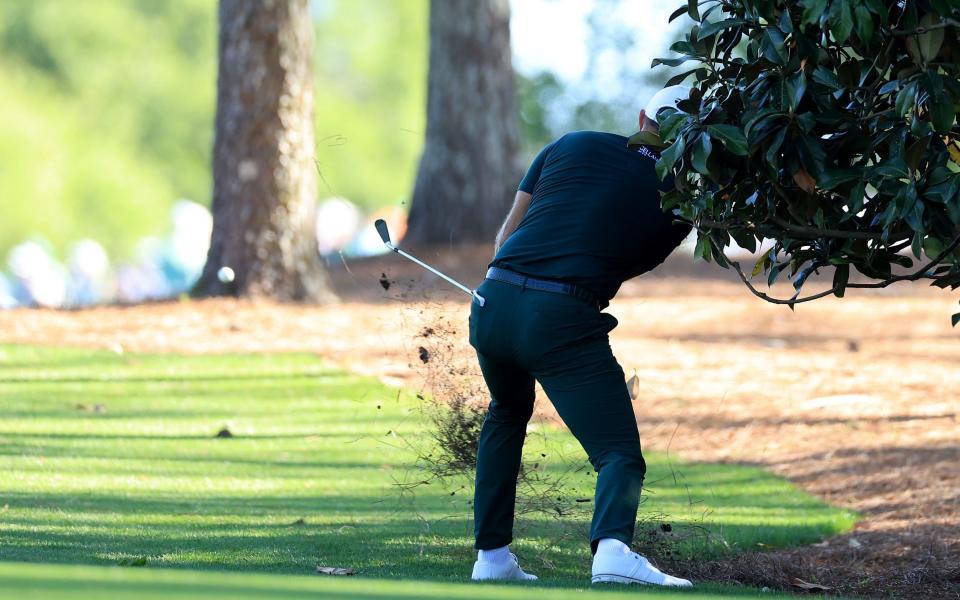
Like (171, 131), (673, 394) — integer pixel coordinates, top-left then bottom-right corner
(638, 85), (691, 133)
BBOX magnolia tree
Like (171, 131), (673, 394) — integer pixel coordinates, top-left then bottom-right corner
(644, 0), (960, 325)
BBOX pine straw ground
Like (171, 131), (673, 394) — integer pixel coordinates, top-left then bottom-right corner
(0, 247), (957, 598)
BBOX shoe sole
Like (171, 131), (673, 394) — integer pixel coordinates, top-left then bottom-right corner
(592, 573), (651, 585)
(592, 573), (690, 587)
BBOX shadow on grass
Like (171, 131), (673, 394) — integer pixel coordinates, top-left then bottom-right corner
(0, 345), (857, 591)
(0, 483), (852, 579)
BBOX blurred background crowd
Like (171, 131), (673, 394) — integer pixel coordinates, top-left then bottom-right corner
(0, 0), (687, 308)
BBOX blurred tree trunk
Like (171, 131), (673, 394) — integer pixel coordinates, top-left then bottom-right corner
(196, 0), (335, 302)
(405, 0), (521, 245)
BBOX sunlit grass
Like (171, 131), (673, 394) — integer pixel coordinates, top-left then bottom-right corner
(0, 345), (856, 596)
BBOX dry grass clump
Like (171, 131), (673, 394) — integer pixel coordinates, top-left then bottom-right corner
(393, 305), (591, 526)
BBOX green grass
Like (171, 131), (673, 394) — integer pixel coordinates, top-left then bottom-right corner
(0, 345), (856, 598)
(0, 561), (808, 600)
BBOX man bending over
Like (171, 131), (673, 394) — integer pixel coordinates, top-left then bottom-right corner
(468, 86), (694, 587)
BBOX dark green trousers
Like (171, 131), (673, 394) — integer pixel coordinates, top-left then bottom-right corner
(468, 279), (646, 553)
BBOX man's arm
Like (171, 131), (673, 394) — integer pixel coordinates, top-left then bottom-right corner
(495, 139), (555, 255)
(494, 190), (532, 254)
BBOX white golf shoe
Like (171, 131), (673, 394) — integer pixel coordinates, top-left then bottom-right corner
(471, 552), (538, 581)
(592, 549), (692, 587)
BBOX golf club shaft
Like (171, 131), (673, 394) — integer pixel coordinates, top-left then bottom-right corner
(385, 243), (471, 295)
(374, 219), (485, 306)
(385, 243), (485, 306)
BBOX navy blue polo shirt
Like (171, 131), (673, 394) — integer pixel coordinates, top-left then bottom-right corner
(491, 131), (691, 302)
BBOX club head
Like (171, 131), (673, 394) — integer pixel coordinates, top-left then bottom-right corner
(374, 219), (391, 245)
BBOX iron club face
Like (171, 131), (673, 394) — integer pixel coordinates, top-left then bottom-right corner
(374, 219), (392, 246)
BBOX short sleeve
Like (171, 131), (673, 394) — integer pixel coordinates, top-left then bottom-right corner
(518, 142), (554, 194)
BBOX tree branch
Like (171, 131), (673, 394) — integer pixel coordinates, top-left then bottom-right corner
(697, 216), (884, 241)
(768, 216), (883, 241)
(725, 232), (960, 306)
(891, 19), (960, 36)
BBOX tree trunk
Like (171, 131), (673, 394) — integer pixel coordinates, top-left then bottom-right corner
(196, 0), (335, 302)
(405, 0), (521, 245)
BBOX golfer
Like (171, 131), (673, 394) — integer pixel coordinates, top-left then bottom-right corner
(468, 86), (693, 587)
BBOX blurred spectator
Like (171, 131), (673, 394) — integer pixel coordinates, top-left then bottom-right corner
(117, 237), (172, 304)
(6, 240), (68, 308)
(0, 273), (16, 309)
(345, 206), (406, 257)
(316, 197), (362, 255)
(66, 239), (112, 306)
(0, 198), (404, 308)
(157, 200), (213, 294)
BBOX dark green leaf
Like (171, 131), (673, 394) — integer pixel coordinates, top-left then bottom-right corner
(665, 68), (700, 87)
(688, 0), (700, 22)
(694, 233), (712, 262)
(904, 194), (924, 232)
(767, 263), (783, 286)
(658, 109), (688, 142)
(817, 168), (859, 190)
(864, 0), (886, 16)
(731, 229), (757, 254)
(911, 114), (933, 138)
(929, 97), (956, 134)
(656, 136), (686, 180)
(765, 127), (788, 167)
(761, 28), (788, 65)
(801, 0), (828, 26)
(878, 80), (899, 96)
(889, 253), (915, 269)
(692, 132), (713, 174)
(697, 18), (749, 40)
(660, 189), (683, 211)
(836, 60), (860, 90)
(930, 0), (956, 18)
(832, 263), (849, 297)
(879, 200), (900, 228)
(925, 174), (960, 204)
(710, 236), (731, 268)
(670, 40), (697, 55)
(702, 2), (723, 21)
(744, 107), (780, 138)
(854, 5), (874, 45)
(843, 180), (866, 221)
(668, 5), (689, 22)
(627, 130), (664, 149)
(873, 159), (910, 179)
(796, 135), (827, 172)
(911, 232), (924, 259)
(651, 56), (697, 68)
(906, 13), (946, 64)
(828, 0), (854, 44)
(789, 71), (807, 111)
(779, 9), (794, 34)
(812, 67), (841, 91)
(896, 82), (917, 117)
(706, 124), (749, 155)
(905, 136), (931, 171)
(923, 236), (945, 258)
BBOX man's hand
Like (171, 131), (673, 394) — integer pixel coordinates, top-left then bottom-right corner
(494, 191), (532, 256)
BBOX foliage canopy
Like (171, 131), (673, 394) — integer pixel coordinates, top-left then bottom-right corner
(649, 0), (960, 325)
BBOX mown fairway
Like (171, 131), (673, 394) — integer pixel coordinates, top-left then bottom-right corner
(0, 345), (856, 597)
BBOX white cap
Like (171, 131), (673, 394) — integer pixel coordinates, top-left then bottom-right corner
(643, 85), (691, 123)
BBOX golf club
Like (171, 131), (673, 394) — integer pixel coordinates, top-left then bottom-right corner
(374, 219), (485, 307)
